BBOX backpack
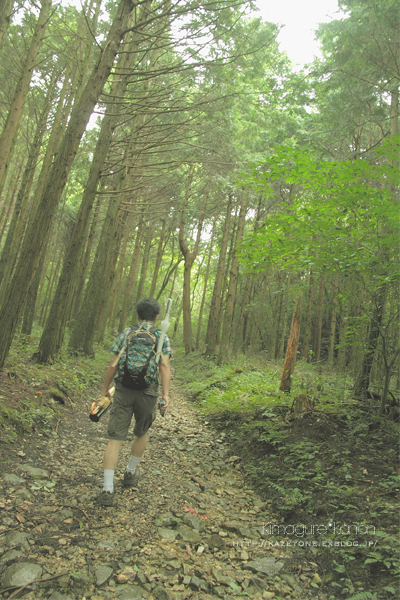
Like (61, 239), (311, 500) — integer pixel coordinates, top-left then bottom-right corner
(120, 323), (159, 390)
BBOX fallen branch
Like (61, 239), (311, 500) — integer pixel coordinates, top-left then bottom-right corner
(76, 506), (91, 522)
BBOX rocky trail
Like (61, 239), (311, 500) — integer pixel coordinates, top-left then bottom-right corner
(0, 384), (322, 600)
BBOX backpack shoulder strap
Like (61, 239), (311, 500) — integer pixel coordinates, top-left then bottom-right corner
(111, 326), (137, 367)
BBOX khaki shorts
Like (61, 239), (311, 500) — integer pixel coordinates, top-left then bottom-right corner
(107, 382), (158, 440)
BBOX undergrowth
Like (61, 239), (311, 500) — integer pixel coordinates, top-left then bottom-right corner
(174, 350), (400, 600)
(0, 324), (111, 443)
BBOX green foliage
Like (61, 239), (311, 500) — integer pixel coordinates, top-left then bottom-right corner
(239, 138), (399, 284)
(174, 352), (399, 597)
(363, 531), (400, 576)
(312, 0), (399, 152)
(0, 397), (57, 442)
(0, 324), (112, 442)
(346, 593), (378, 600)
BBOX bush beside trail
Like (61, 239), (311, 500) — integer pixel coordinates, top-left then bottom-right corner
(174, 350), (400, 599)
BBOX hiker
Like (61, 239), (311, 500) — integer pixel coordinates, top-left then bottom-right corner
(98, 297), (171, 506)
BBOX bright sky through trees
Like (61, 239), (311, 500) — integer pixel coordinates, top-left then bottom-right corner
(254, 0), (341, 67)
(59, 0), (340, 69)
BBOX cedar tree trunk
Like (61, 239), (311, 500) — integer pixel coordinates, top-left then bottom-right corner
(279, 291), (303, 393)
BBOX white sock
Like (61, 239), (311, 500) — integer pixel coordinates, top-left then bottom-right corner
(103, 469), (114, 492)
(126, 455), (141, 473)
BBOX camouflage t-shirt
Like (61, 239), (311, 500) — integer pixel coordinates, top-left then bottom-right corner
(111, 321), (171, 392)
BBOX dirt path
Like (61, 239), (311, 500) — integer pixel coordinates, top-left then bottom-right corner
(0, 383), (319, 600)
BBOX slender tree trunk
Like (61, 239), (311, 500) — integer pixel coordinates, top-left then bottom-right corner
(379, 343), (400, 415)
(218, 195), (248, 364)
(353, 286), (387, 399)
(102, 209), (134, 335)
(36, 13), (145, 361)
(0, 0), (136, 370)
(39, 248), (63, 328)
(232, 275), (251, 355)
(390, 88), (399, 137)
(118, 223), (143, 330)
(328, 277), (339, 367)
(215, 209), (237, 353)
(315, 276), (325, 362)
(0, 163), (21, 245)
(0, 83), (53, 297)
(96, 210), (128, 341)
(156, 257), (182, 301)
(136, 226), (152, 302)
(243, 278), (256, 351)
(173, 295), (183, 335)
(278, 272), (291, 359)
(195, 212), (216, 349)
(250, 274), (268, 354)
(205, 195), (232, 354)
(70, 192), (102, 318)
(337, 292), (350, 372)
(0, 0), (52, 197)
(68, 183), (127, 355)
(279, 291), (303, 392)
(149, 218), (167, 297)
(0, 0), (14, 54)
(302, 271), (314, 360)
(271, 271), (283, 359)
(21, 249), (47, 335)
(179, 166), (207, 354)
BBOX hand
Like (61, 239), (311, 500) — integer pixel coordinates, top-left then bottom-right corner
(160, 395), (169, 413)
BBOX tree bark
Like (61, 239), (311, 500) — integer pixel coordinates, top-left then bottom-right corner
(118, 223), (144, 330)
(250, 274), (268, 355)
(149, 218), (168, 297)
(205, 195), (232, 355)
(278, 271), (291, 359)
(337, 290), (350, 372)
(302, 271), (314, 360)
(135, 225), (153, 303)
(179, 167), (207, 354)
(0, 0), (52, 197)
(279, 291), (303, 392)
(353, 285), (387, 399)
(195, 212), (216, 349)
(21, 248), (47, 335)
(215, 209), (237, 354)
(379, 343), (400, 416)
(218, 194), (248, 364)
(156, 257), (182, 301)
(0, 0), (14, 54)
(68, 181), (127, 355)
(315, 276), (325, 362)
(232, 275), (251, 355)
(271, 271), (284, 359)
(0, 163), (21, 245)
(0, 0), (136, 370)
(327, 277), (339, 367)
(96, 209), (128, 341)
(36, 10), (144, 362)
(70, 191), (101, 319)
(0, 82), (54, 299)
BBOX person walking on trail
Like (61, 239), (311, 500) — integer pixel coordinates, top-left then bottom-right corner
(98, 297), (171, 506)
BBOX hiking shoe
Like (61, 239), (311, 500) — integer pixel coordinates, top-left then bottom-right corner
(98, 489), (114, 506)
(123, 468), (140, 487)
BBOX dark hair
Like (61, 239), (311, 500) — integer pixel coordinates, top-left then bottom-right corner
(136, 297), (160, 321)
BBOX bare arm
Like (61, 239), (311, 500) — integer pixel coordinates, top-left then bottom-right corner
(101, 356), (118, 397)
(159, 354), (171, 412)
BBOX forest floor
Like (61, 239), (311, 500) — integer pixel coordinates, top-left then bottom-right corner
(0, 336), (399, 600)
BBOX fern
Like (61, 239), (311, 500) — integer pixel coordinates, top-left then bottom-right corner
(347, 592), (377, 600)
